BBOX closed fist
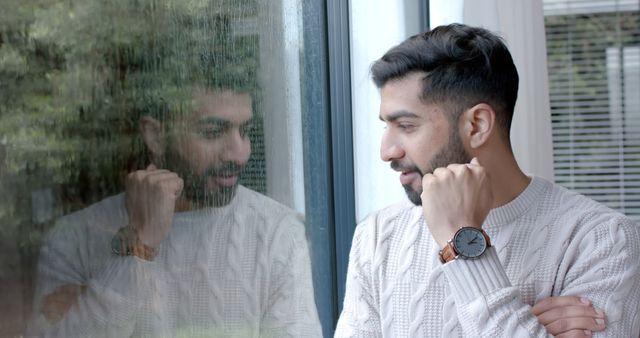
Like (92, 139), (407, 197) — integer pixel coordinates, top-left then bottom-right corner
(125, 164), (184, 248)
(420, 157), (493, 248)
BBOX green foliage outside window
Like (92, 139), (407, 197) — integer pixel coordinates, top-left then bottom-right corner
(0, 2), (264, 328)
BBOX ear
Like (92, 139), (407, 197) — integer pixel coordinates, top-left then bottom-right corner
(139, 116), (165, 160)
(459, 103), (496, 149)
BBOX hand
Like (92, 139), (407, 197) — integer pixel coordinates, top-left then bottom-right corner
(532, 296), (606, 337)
(41, 284), (86, 322)
(125, 164), (183, 248)
(421, 157), (493, 248)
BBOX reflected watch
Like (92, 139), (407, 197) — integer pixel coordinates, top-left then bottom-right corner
(111, 225), (158, 261)
(439, 227), (491, 263)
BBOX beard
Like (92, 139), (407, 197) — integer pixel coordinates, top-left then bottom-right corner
(391, 128), (472, 206)
(162, 146), (244, 208)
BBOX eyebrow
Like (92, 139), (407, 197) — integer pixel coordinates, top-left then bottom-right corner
(379, 110), (419, 122)
(195, 116), (230, 127)
(194, 116), (253, 128)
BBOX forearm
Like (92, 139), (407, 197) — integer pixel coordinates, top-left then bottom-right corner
(29, 255), (162, 337)
(443, 247), (552, 337)
(443, 245), (640, 338)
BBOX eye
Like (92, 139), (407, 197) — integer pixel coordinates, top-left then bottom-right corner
(198, 127), (227, 139)
(239, 122), (252, 138)
(397, 123), (415, 132)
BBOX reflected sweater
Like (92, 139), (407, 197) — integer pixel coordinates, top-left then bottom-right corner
(335, 176), (640, 337)
(28, 185), (322, 338)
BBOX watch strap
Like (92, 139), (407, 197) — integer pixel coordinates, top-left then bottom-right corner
(111, 225), (158, 261)
(439, 242), (458, 263)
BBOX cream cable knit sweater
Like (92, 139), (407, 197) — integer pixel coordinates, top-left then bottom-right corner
(27, 185), (322, 338)
(335, 176), (640, 337)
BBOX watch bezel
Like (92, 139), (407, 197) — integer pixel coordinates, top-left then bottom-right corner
(452, 226), (488, 259)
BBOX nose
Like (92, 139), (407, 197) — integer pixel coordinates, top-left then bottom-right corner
(380, 130), (404, 162)
(222, 129), (251, 164)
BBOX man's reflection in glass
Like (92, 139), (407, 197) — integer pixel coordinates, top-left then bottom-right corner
(27, 76), (321, 337)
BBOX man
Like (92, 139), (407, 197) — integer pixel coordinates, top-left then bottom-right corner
(335, 24), (640, 337)
(27, 86), (322, 337)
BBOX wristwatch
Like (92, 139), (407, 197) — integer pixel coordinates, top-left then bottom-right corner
(439, 227), (491, 263)
(111, 225), (158, 261)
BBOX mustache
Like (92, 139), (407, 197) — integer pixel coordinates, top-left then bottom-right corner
(390, 160), (421, 174)
(203, 162), (244, 177)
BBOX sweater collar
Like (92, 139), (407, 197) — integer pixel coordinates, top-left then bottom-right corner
(485, 176), (550, 227)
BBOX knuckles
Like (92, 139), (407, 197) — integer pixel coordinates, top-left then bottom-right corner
(126, 169), (182, 196)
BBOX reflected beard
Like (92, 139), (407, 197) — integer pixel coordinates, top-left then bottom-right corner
(181, 172), (239, 208)
(163, 148), (243, 208)
(397, 129), (472, 206)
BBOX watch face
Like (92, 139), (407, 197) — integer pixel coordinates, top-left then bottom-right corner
(111, 226), (134, 256)
(453, 227), (487, 258)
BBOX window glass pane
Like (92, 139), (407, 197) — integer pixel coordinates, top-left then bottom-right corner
(544, 0), (640, 220)
(0, 1), (328, 336)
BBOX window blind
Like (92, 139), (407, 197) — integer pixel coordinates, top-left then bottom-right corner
(543, 0), (640, 220)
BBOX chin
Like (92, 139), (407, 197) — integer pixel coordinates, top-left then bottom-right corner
(217, 184), (240, 204)
(402, 184), (422, 206)
(186, 185), (238, 207)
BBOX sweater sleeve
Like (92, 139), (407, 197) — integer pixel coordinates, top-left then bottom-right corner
(260, 213), (323, 338)
(27, 216), (163, 337)
(442, 216), (640, 337)
(442, 247), (552, 337)
(554, 216), (640, 337)
(335, 218), (383, 338)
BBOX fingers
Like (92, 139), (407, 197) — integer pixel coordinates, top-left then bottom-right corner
(532, 296), (606, 337)
(125, 165), (184, 247)
(127, 168), (183, 197)
(537, 305), (605, 326)
(144, 171), (183, 196)
(545, 317), (605, 336)
(532, 296), (590, 316)
(420, 157), (492, 247)
(425, 161), (485, 180)
(556, 329), (594, 338)
(41, 284), (85, 322)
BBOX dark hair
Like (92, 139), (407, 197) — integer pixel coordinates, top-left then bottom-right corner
(128, 14), (260, 124)
(371, 23), (519, 141)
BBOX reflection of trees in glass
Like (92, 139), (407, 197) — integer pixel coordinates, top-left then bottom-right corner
(0, 1), (262, 329)
(545, 11), (640, 214)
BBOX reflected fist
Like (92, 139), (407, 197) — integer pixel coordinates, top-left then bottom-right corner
(125, 164), (183, 248)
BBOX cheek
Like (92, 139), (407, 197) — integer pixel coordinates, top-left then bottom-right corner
(404, 134), (432, 161)
(241, 139), (251, 160)
(405, 130), (446, 168)
(178, 140), (222, 168)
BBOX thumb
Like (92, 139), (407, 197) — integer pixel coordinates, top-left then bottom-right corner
(175, 178), (184, 198)
(147, 163), (157, 171)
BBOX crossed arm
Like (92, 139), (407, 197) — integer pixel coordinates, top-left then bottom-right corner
(42, 284), (604, 338)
